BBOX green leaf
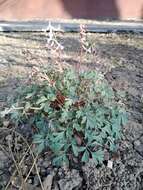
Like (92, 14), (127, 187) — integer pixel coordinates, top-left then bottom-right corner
(66, 127), (73, 138)
(35, 120), (48, 132)
(76, 110), (82, 119)
(36, 142), (45, 154)
(112, 122), (121, 139)
(109, 142), (117, 152)
(120, 112), (128, 126)
(92, 150), (104, 164)
(25, 102), (31, 111)
(72, 144), (79, 157)
(36, 96), (47, 105)
(102, 124), (111, 134)
(44, 103), (51, 113)
(65, 99), (73, 108)
(86, 116), (95, 129)
(78, 146), (86, 152)
(33, 134), (44, 143)
(82, 150), (89, 162)
(81, 116), (87, 124)
(73, 123), (82, 131)
(47, 93), (56, 101)
(52, 154), (69, 166)
(72, 145), (85, 157)
(51, 143), (65, 153)
(25, 92), (35, 99)
(54, 131), (65, 142)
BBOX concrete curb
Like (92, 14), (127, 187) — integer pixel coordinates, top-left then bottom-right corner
(0, 20), (143, 33)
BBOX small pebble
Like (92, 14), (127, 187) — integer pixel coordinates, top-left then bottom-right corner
(27, 178), (33, 184)
(33, 175), (40, 186)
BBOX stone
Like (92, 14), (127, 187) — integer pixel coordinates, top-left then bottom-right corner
(43, 160), (51, 168)
(58, 169), (82, 190)
(0, 150), (8, 169)
(5, 134), (13, 142)
(33, 175), (40, 186)
(24, 183), (41, 190)
(40, 167), (47, 176)
(125, 121), (143, 141)
(16, 124), (33, 138)
(27, 179), (33, 184)
(3, 120), (10, 127)
(134, 137), (143, 156)
(43, 171), (55, 190)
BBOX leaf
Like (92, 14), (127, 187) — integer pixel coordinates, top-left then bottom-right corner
(102, 124), (111, 134)
(73, 123), (81, 131)
(51, 143), (65, 153)
(35, 120), (48, 131)
(82, 150), (89, 162)
(109, 142), (117, 152)
(78, 146), (86, 152)
(86, 116), (95, 129)
(36, 96), (47, 105)
(120, 112), (128, 126)
(83, 71), (97, 80)
(25, 102), (31, 110)
(65, 99), (73, 108)
(25, 92), (35, 99)
(47, 93), (56, 101)
(54, 131), (65, 142)
(72, 145), (85, 157)
(35, 142), (45, 154)
(43, 171), (55, 190)
(72, 144), (79, 157)
(92, 150), (104, 164)
(112, 122), (121, 139)
(76, 110), (82, 119)
(81, 116), (87, 124)
(52, 154), (69, 166)
(44, 103), (51, 113)
(66, 127), (73, 138)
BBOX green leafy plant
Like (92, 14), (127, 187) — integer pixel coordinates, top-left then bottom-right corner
(1, 68), (127, 166)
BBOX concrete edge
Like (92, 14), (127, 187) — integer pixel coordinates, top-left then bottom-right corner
(0, 20), (143, 33)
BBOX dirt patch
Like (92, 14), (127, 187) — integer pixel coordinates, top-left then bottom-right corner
(0, 32), (143, 190)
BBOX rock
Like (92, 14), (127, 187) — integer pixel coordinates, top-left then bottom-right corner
(43, 160), (51, 168)
(128, 87), (140, 97)
(52, 183), (59, 190)
(22, 165), (29, 176)
(0, 150), (9, 169)
(3, 120), (10, 127)
(58, 169), (82, 190)
(40, 167), (47, 176)
(16, 124), (33, 138)
(24, 183), (41, 190)
(27, 179), (33, 184)
(125, 121), (143, 142)
(43, 171), (55, 190)
(134, 137), (143, 156)
(57, 168), (65, 179)
(0, 173), (10, 188)
(5, 134), (13, 143)
(33, 175), (40, 186)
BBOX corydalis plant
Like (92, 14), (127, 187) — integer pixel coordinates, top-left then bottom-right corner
(30, 23), (64, 82)
(1, 68), (127, 166)
(80, 24), (92, 54)
(46, 22), (64, 72)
